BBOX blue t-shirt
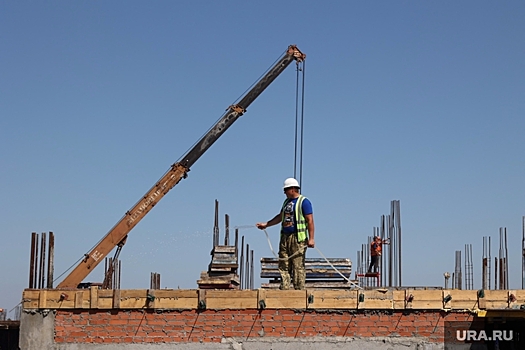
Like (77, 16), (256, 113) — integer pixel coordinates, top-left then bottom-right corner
(281, 197), (313, 234)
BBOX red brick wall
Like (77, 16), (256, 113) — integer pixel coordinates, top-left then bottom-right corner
(54, 309), (474, 344)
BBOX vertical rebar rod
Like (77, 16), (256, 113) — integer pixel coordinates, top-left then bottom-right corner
(117, 260), (121, 289)
(47, 232), (54, 289)
(380, 215), (386, 286)
(225, 214), (230, 246)
(454, 250), (462, 290)
(395, 200), (402, 286)
(235, 228), (239, 270)
(388, 215), (393, 287)
(522, 217), (525, 289)
(240, 236), (244, 289)
(504, 227), (509, 289)
(465, 244), (473, 290)
(482, 237), (488, 290)
(245, 243), (250, 290)
(494, 257), (498, 290)
(29, 232), (37, 289)
(213, 200), (219, 247)
(250, 250), (254, 290)
(488, 236), (491, 290)
(109, 258), (114, 289)
(500, 227), (503, 289)
(39, 232), (46, 289)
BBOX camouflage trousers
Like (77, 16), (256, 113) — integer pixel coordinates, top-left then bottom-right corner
(278, 232), (307, 290)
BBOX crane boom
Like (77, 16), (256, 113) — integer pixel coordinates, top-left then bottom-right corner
(57, 45), (305, 289)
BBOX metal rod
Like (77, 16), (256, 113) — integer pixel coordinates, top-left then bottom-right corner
(235, 228), (239, 268)
(396, 200), (402, 286)
(504, 227), (509, 289)
(522, 217), (525, 289)
(388, 215), (393, 287)
(29, 232), (37, 289)
(39, 232), (46, 289)
(47, 232), (54, 289)
(250, 250), (254, 290)
(245, 243), (250, 290)
(240, 236), (244, 289)
(214, 200), (219, 247)
(225, 214), (230, 246)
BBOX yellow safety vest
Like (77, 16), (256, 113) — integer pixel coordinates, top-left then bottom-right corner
(281, 195), (308, 242)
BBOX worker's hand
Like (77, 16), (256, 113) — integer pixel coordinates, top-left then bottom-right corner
(307, 238), (315, 248)
(256, 222), (267, 230)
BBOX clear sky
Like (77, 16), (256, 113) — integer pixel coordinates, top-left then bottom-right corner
(1, 2), (524, 315)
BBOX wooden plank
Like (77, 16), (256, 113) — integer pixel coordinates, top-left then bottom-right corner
(478, 290), (509, 309)
(90, 286), (99, 309)
(213, 246), (237, 253)
(358, 289), (393, 309)
(22, 290), (41, 309)
(155, 289), (198, 309)
(443, 290), (479, 310)
(508, 290), (525, 309)
(264, 290), (307, 309)
(153, 289), (198, 298)
(393, 290), (406, 310)
(307, 290), (357, 309)
(205, 290), (258, 309)
(74, 291), (84, 309)
(117, 290), (148, 309)
(113, 290), (121, 309)
(39, 290), (47, 309)
(406, 289), (443, 309)
(262, 281), (354, 289)
(119, 289), (147, 298)
(258, 289), (267, 309)
(97, 289), (113, 298)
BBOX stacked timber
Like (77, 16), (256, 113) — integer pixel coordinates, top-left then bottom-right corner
(260, 257), (354, 289)
(197, 245), (240, 289)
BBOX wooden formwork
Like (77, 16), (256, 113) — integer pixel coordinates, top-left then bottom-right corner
(22, 288), (525, 311)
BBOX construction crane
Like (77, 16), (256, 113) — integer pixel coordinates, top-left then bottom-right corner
(57, 45), (306, 289)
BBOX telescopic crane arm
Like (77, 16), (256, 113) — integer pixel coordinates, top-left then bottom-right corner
(57, 45), (305, 289)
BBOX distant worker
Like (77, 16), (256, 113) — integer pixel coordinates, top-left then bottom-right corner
(368, 236), (389, 273)
(256, 178), (315, 290)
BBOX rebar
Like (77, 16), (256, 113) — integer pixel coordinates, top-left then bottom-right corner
(29, 232), (37, 289)
(454, 250), (462, 290)
(240, 236), (244, 289)
(522, 217), (525, 289)
(213, 200), (219, 247)
(47, 232), (54, 289)
(482, 236), (491, 290)
(464, 244), (473, 290)
(225, 214), (230, 246)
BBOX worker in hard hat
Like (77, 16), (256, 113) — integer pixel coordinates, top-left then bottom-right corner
(368, 236), (389, 273)
(256, 178), (315, 290)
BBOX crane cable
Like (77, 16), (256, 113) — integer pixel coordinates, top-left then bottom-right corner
(293, 60), (306, 187)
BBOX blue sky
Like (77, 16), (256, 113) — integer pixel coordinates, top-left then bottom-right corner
(1, 2), (524, 314)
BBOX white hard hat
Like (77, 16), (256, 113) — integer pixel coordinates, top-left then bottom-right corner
(283, 177), (300, 189)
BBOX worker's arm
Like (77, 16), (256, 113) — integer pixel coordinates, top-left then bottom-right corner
(305, 213), (315, 248)
(256, 212), (281, 230)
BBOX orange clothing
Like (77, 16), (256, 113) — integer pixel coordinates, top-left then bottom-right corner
(370, 241), (383, 257)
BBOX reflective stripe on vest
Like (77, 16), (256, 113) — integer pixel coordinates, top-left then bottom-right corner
(281, 195), (308, 242)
